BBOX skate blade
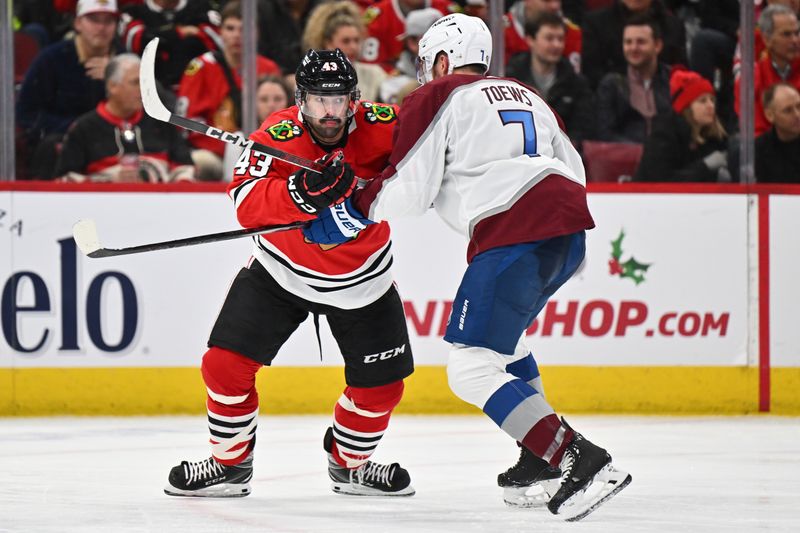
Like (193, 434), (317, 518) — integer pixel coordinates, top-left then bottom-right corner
(502, 479), (561, 508)
(559, 464), (632, 522)
(164, 482), (251, 498)
(331, 481), (415, 497)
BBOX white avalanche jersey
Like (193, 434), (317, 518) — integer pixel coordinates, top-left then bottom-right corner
(355, 74), (595, 262)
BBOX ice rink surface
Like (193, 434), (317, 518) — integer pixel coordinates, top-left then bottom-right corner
(1, 415), (798, 532)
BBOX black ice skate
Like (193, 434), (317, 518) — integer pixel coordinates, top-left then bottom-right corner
(324, 427), (415, 497)
(547, 420), (632, 521)
(164, 453), (253, 498)
(497, 442), (562, 508)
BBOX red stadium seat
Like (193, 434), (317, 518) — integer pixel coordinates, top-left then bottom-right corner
(582, 141), (643, 183)
(14, 31), (40, 86)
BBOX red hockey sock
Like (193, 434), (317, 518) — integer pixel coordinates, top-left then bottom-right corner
(330, 380), (404, 469)
(201, 346), (262, 465)
(521, 414), (574, 467)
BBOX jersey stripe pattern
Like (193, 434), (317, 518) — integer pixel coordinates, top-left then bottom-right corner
(226, 102), (399, 309)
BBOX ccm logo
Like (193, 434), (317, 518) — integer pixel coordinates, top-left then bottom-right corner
(363, 344), (406, 363)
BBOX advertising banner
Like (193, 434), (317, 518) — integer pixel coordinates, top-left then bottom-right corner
(0, 191), (749, 368)
(769, 195), (800, 367)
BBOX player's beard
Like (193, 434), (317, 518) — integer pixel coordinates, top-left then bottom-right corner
(307, 115), (346, 143)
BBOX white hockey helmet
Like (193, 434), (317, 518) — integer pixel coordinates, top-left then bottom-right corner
(415, 13), (492, 84)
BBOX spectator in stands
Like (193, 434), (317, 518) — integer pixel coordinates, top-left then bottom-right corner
(506, 12), (595, 147)
(16, 0), (120, 180)
(302, 1), (387, 101)
(119, 0), (221, 87)
(256, 76), (292, 123)
(55, 54), (195, 183)
(755, 83), (800, 181)
(379, 7), (441, 103)
(582, 0), (686, 88)
(361, 0), (453, 72)
(504, 0), (582, 72)
(177, 1), (281, 178)
(463, 0), (488, 21)
(596, 15), (672, 143)
(733, 0), (800, 80)
(735, 4), (800, 136)
(258, 0), (323, 79)
(635, 69), (730, 182)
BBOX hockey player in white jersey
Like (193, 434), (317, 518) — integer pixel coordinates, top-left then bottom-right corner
(302, 13), (631, 521)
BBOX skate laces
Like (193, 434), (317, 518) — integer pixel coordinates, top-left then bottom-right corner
(356, 461), (395, 486)
(184, 457), (225, 484)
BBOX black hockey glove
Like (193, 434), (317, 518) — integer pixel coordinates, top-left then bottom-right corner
(287, 150), (356, 214)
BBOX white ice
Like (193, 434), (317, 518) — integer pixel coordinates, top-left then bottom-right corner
(1, 415), (798, 532)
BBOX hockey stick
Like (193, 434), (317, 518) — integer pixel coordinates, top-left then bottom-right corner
(140, 38), (324, 173)
(73, 219), (305, 258)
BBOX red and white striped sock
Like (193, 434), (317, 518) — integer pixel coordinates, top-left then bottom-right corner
(201, 346), (262, 466)
(329, 380), (404, 469)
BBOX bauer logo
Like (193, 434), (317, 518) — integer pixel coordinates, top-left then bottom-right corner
(1, 237), (139, 354)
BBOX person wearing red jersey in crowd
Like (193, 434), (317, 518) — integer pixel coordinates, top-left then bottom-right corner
(55, 54), (195, 183)
(735, 4), (800, 136)
(361, 0), (455, 72)
(119, 0), (222, 86)
(303, 1), (388, 101)
(164, 49), (415, 499)
(303, 13), (631, 520)
(177, 1), (281, 178)
(504, 0), (582, 72)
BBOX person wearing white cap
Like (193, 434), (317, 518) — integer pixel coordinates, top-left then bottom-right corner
(304, 13), (632, 521)
(16, 0), (119, 179)
(379, 7), (441, 103)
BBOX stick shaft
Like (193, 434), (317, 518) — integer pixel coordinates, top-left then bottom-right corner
(140, 38), (324, 173)
(87, 222), (305, 258)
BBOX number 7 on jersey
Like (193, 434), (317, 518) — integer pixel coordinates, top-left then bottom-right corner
(499, 110), (539, 157)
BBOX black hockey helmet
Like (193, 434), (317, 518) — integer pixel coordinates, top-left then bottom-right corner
(295, 49), (360, 105)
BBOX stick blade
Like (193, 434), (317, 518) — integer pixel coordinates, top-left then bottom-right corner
(73, 219), (103, 257)
(140, 38), (171, 122)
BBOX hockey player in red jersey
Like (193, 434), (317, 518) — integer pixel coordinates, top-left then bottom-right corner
(303, 13), (631, 521)
(164, 49), (415, 498)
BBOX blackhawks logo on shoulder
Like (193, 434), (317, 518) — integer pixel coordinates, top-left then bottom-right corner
(609, 229), (651, 285)
(363, 6), (381, 25)
(266, 120), (303, 141)
(362, 102), (397, 124)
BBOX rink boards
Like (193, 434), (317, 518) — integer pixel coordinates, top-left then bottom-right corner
(0, 183), (798, 414)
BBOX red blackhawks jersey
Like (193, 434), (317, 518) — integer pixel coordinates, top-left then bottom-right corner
(504, 4), (582, 73)
(226, 101), (400, 308)
(361, 0), (456, 72)
(177, 51), (281, 157)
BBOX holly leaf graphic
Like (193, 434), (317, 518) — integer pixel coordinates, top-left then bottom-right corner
(610, 230), (625, 260)
(620, 257), (651, 285)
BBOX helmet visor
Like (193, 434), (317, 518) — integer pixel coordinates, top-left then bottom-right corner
(299, 92), (357, 120)
(415, 56), (433, 85)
